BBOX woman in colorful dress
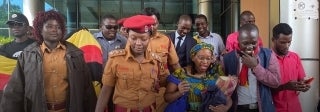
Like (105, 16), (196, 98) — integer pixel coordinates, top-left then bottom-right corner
(164, 42), (233, 112)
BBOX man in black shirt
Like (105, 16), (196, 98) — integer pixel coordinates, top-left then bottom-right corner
(0, 13), (34, 59)
(0, 13), (34, 102)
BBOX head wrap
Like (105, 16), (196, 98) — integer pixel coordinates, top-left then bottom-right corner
(190, 42), (214, 57)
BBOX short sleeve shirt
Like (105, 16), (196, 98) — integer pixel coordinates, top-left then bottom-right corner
(272, 51), (305, 112)
(0, 38), (34, 59)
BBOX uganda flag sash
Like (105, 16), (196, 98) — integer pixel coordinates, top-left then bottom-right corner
(66, 28), (103, 96)
(0, 55), (17, 90)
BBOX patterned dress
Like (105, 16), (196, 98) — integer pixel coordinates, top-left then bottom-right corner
(166, 63), (225, 112)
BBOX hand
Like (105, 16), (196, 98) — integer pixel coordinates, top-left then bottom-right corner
(178, 81), (190, 95)
(209, 104), (228, 112)
(221, 49), (228, 56)
(282, 80), (310, 92)
(240, 51), (258, 68)
(300, 83), (311, 92)
(300, 80), (311, 92)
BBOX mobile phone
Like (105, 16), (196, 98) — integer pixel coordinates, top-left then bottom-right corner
(305, 77), (314, 84)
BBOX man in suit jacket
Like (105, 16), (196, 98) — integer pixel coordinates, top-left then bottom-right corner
(168, 15), (197, 67)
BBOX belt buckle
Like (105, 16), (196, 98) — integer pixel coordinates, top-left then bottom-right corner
(249, 103), (257, 109)
(51, 104), (55, 110)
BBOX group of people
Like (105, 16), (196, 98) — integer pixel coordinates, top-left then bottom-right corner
(0, 7), (312, 112)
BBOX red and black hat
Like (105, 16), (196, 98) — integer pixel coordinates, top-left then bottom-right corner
(123, 15), (155, 33)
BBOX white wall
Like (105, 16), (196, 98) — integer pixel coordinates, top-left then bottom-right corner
(280, 0), (320, 111)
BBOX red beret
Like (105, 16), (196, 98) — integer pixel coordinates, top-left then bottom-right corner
(117, 18), (127, 26)
(123, 15), (155, 33)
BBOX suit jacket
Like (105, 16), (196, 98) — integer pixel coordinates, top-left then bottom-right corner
(167, 32), (197, 67)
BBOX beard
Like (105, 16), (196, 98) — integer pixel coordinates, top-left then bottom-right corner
(278, 49), (288, 56)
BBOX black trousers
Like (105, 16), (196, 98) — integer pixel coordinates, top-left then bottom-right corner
(237, 104), (259, 112)
(317, 99), (320, 112)
(0, 90), (3, 104)
(237, 108), (259, 112)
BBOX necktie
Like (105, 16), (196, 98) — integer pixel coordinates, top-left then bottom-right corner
(239, 64), (249, 86)
(175, 36), (183, 51)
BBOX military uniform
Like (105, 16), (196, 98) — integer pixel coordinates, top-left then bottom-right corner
(148, 32), (180, 112)
(148, 32), (179, 76)
(102, 44), (164, 111)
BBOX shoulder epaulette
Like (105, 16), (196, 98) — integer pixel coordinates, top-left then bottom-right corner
(109, 49), (126, 58)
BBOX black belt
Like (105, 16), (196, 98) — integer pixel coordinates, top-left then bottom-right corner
(47, 101), (66, 111)
(237, 103), (258, 110)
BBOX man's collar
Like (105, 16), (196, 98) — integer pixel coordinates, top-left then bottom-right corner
(95, 32), (104, 39)
(175, 31), (186, 39)
(272, 49), (291, 58)
(197, 32), (213, 38)
(175, 31), (180, 38)
(96, 32), (124, 42)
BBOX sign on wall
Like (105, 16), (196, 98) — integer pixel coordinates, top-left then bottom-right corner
(294, 0), (319, 19)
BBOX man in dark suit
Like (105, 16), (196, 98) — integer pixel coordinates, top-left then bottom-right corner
(168, 15), (197, 67)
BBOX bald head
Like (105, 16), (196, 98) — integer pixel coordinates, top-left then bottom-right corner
(238, 24), (259, 40)
(240, 10), (255, 26)
(238, 24), (259, 55)
(178, 15), (192, 23)
(240, 11), (254, 19)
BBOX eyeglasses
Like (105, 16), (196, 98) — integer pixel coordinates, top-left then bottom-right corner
(105, 25), (118, 30)
(244, 20), (255, 24)
(196, 55), (214, 62)
(8, 22), (25, 28)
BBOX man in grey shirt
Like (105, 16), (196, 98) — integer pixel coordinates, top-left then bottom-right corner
(93, 14), (126, 112)
(94, 14), (127, 67)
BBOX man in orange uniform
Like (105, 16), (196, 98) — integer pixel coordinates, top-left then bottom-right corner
(95, 15), (165, 112)
(141, 7), (181, 112)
